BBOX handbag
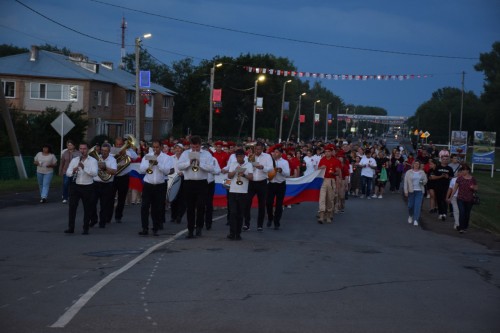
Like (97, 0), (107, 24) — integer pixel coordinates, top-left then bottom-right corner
(268, 158), (277, 181)
(472, 191), (480, 205)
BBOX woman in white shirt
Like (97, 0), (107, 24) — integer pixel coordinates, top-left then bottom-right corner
(34, 144), (58, 203)
(404, 160), (428, 226)
(302, 149), (317, 176)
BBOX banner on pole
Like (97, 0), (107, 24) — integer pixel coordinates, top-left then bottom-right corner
(299, 115), (305, 123)
(472, 131), (496, 165)
(212, 89), (222, 102)
(451, 131), (468, 155)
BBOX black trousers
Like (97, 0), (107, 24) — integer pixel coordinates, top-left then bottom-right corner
(91, 181), (114, 226)
(266, 182), (286, 227)
(245, 179), (268, 228)
(170, 177), (186, 223)
(141, 182), (166, 232)
(184, 180), (208, 233)
(113, 175), (129, 221)
(68, 183), (95, 232)
(229, 192), (246, 236)
(161, 178), (168, 225)
(435, 185), (449, 215)
(205, 181), (215, 228)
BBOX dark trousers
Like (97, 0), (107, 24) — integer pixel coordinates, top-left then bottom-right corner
(245, 180), (268, 228)
(170, 177), (185, 223)
(113, 175), (129, 221)
(161, 179), (168, 225)
(141, 182), (166, 232)
(229, 192), (246, 236)
(457, 199), (474, 231)
(184, 180), (208, 233)
(361, 176), (373, 197)
(205, 181), (215, 229)
(91, 181), (114, 226)
(389, 171), (402, 191)
(68, 183), (95, 232)
(266, 182), (286, 227)
(435, 185), (449, 215)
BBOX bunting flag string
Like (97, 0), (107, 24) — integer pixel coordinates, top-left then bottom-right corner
(243, 66), (431, 80)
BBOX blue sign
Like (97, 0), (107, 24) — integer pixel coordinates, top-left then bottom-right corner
(140, 71), (151, 88)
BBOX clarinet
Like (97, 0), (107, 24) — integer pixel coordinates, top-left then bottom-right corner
(72, 157), (82, 182)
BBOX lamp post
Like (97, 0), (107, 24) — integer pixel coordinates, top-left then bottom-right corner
(208, 62), (222, 141)
(135, 33), (151, 141)
(325, 102), (331, 141)
(251, 75), (266, 141)
(312, 100), (320, 140)
(279, 79), (292, 143)
(297, 93), (306, 142)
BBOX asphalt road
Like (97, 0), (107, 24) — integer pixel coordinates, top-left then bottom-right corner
(1, 190), (499, 332)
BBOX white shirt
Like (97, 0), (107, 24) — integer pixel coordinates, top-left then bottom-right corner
(360, 156), (377, 178)
(66, 156), (98, 185)
(223, 153), (248, 172)
(177, 149), (215, 180)
(270, 157), (290, 183)
(251, 152), (273, 181)
(449, 177), (459, 198)
(140, 152), (173, 185)
(303, 155), (317, 176)
(207, 155), (221, 183)
(93, 154), (117, 183)
(228, 161), (253, 193)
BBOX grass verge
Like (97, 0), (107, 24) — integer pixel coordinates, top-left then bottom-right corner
(471, 169), (500, 234)
(0, 175), (63, 194)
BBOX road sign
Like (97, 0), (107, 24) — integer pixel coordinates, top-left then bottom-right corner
(51, 112), (75, 136)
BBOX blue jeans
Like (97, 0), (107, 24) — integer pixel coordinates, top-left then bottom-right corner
(361, 176), (373, 197)
(37, 172), (53, 199)
(62, 174), (71, 200)
(457, 199), (474, 231)
(408, 191), (424, 222)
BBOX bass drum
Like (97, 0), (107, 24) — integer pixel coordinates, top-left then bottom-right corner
(167, 174), (182, 202)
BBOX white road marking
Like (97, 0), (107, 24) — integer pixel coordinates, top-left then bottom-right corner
(49, 228), (188, 328)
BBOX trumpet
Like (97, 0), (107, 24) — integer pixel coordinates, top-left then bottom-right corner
(236, 173), (244, 185)
(191, 159), (199, 172)
(145, 155), (158, 174)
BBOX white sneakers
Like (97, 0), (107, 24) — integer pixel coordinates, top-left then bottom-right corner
(378, 195), (383, 199)
(371, 194), (378, 198)
(413, 220), (419, 226)
(408, 216), (413, 224)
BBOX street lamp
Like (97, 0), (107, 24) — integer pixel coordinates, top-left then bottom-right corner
(278, 79), (292, 143)
(312, 100), (320, 140)
(325, 102), (332, 141)
(135, 33), (152, 140)
(251, 75), (266, 141)
(208, 62), (223, 141)
(297, 93), (306, 142)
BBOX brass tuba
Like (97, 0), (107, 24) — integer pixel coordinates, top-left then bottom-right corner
(115, 135), (138, 175)
(88, 146), (112, 181)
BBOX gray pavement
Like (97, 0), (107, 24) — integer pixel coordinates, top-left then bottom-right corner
(0, 190), (499, 332)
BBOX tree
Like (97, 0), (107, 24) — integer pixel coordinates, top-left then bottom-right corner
(408, 87), (483, 144)
(474, 41), (500, 137)
(0, 44), (29, 58)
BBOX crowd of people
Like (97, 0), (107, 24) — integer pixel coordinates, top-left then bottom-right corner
(53, 134), (478, 238)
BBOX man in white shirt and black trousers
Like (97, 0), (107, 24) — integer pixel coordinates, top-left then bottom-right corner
(65, 142), (98, 235)
(139, 140), (174, 236)
(244, 141), (273, 231)
(227, 149), (253, 240)
(266, 147), (290, 230)
(177, 135), (215, 239)
(90, 143), (117, 228)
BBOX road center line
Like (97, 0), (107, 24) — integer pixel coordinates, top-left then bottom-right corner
(49, 228), (187, 328)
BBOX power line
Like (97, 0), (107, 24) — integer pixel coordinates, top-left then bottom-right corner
(91, 0), (478, 61)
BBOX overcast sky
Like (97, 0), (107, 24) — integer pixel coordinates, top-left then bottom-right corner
(2, 0), (499, 117)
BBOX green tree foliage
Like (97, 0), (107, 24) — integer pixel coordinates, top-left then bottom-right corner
(0, 44), (29, 57)
(0, 105), (88, 156)
(474, 41), (500, 137)
(408, 87), (483, 144)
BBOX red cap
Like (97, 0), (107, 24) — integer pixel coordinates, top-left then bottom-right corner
(324, 144), (335, 151)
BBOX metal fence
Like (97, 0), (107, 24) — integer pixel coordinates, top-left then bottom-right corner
(0, 156), (38, 180)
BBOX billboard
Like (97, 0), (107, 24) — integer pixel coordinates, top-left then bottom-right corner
(472, 131), (496, 165)
(451, 131), (468, 155)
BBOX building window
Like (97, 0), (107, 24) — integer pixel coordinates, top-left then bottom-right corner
(30, 83), (79, 101)
(1, 81), (15, 98)
(125, 119), (134, 136)
(104, 92), (110, 107)
(97, 91), (102, 106)
(126, 91), (135, 105)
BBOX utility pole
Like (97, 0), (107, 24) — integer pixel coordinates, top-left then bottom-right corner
(1, 88), (27, 179)
(460, 71), (465, 131)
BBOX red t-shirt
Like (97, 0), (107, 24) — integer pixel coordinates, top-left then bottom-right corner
(456, 176), (477, 202)
(318, 157), (342, 179)
(288, 157), (300, 177)
(213, 151), (229, 169)
(341, 161), (350, 178)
